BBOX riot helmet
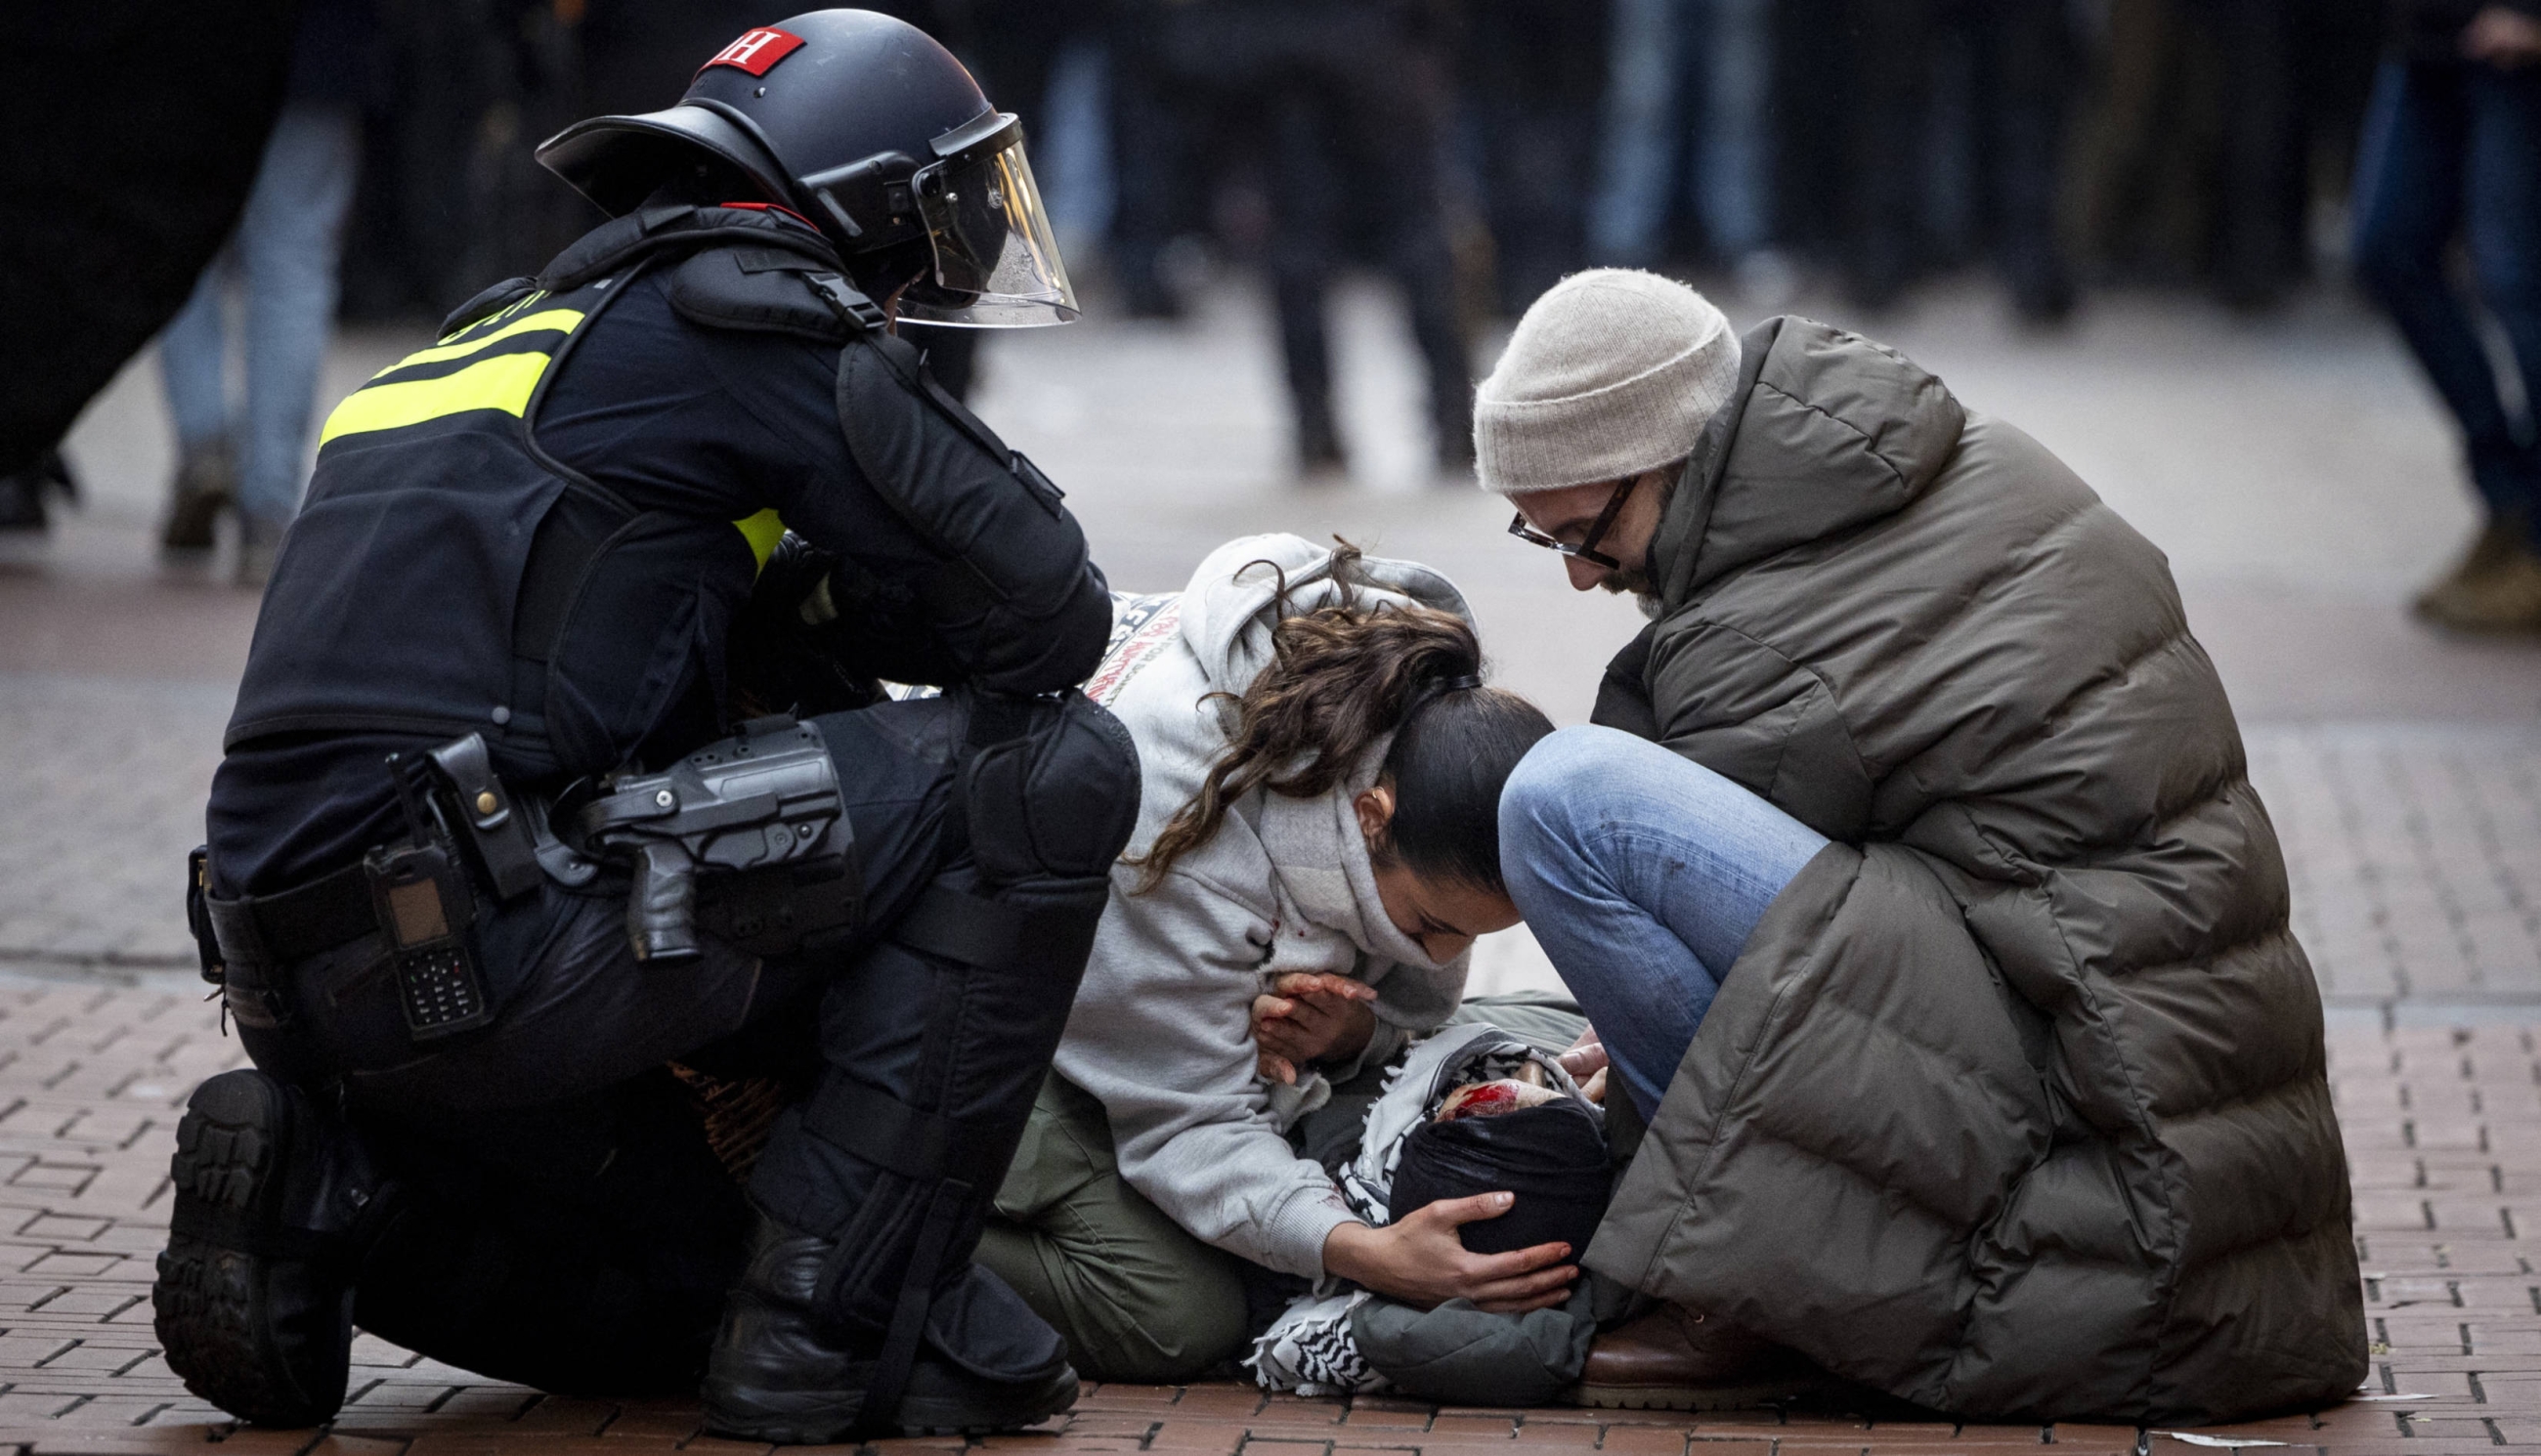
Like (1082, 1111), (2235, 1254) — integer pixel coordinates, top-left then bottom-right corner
(536, 10), (1076, 326)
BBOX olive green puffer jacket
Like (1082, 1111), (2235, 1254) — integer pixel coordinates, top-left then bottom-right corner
(1585, 317), (2365, 1422)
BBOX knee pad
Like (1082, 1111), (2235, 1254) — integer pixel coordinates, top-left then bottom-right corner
(961, 691), (1141, 890)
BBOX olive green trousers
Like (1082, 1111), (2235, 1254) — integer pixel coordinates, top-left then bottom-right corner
(974, 993), (1589, 1384)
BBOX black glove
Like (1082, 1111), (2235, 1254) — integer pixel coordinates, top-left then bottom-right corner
(726, 533), (886, 718)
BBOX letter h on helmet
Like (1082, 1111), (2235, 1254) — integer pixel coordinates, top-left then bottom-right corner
(535, 9), (1077, 327)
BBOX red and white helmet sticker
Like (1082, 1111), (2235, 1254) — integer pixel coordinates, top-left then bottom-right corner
(702, 28), (806, 77)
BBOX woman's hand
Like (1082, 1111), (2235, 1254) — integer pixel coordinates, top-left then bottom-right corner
(1323, 1195), (1579, 1313)
(1560, 1025), (1610, 1105)
(2467, 5), (2541, 66)
(1252, 972), (1378, 1085)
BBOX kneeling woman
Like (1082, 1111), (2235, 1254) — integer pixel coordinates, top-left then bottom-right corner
(976, 535), (1568, 1381)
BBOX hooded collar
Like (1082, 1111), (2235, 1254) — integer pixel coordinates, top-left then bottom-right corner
(1647, 316), (1968, 613)
(1250, 738), (1464, 977)
(1169, 534), (1476, 976)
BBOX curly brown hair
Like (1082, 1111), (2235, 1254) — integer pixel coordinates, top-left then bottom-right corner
(1128, 544), (1552, 893)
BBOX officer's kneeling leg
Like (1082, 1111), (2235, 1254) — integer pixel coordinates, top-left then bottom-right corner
(346, 1070), (752, 1397)
(704, 690), (1139, 1442)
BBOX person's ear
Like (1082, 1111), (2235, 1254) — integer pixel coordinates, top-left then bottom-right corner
(1353, 786), (1397, 847)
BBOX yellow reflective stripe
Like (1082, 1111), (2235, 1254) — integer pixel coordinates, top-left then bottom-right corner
(734, 509), (787, 574)
(319, 352), (553, 446)
(438, 288), (550, 345)
(380, 309), (585, 378)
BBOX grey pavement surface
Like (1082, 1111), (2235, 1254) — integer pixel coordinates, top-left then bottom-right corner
(5, 271), (2540, 1010)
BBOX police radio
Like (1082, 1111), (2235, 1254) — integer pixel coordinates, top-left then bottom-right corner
(366, 753), (494, 1040)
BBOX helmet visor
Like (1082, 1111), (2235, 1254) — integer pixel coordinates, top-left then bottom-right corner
(902, 123), (1078, 327)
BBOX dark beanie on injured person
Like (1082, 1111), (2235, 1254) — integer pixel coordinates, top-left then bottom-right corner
(1387, 1097), (1610, 1256)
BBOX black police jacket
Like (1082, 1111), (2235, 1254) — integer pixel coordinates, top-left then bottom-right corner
(209, 205), (1112, 895)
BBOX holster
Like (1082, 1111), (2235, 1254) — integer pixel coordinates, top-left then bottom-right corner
(184, 732), (559, 1044)
(578, 715), (861, 964)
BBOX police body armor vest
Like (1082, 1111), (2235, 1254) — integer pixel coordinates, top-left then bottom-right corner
(224, 205), (1096, 787)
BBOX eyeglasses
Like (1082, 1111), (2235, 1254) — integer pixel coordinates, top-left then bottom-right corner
(1506, 476), (1639, 571)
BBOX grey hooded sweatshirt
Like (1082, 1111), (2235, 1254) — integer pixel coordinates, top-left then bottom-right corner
(1053, 535), (1475, 1278)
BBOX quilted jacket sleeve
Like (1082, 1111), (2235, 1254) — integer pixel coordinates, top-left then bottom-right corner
(1636, 616), (1874, 845)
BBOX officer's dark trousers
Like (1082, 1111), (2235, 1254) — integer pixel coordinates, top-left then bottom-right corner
(237, 692), (1136, 1393)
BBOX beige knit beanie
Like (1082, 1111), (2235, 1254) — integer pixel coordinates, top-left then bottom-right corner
(1473, 270), (1741, 495)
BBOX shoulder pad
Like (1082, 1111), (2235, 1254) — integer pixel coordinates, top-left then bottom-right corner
(440, 277), (538, 337)
(668, 246), (858, 344)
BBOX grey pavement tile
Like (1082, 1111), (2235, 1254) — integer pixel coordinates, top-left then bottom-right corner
(2248, 724), (2541, 1008)
(0, 677), (231, 970)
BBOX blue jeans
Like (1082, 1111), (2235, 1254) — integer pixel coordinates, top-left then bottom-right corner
(158, 103), (361, 529)
(1499, 726), (1829, 1119)
(1589, 0), (1775, 266)
(2351, 59), (2541, 538)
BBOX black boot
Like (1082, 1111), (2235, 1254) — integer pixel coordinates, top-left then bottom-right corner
(160, 436), (235, 553)
(704, 1215), (1076, 1440)
(153, 1070), (384, 1427)
(709, 691), (1138, 1440)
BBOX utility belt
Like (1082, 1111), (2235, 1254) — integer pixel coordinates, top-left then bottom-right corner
(191, 715), (859, 1047)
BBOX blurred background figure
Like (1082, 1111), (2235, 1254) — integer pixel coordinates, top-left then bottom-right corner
(1462, 0), (1611, 313)
(1588, 0), (1784, 295)
(0, 0), (301, 538)
(2072, 0), (2299, 311)
(1842, 0), (2078, 323)
(0, 451), (77, 538)
(2068, 0), (2382, 313)
(155, 0), (377, 584)
(19, 0), (2533, 597)
(1125, 0), (1474, 479)
(2351, 0), (2541, 632)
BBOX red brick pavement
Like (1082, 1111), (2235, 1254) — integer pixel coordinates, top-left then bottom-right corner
(0, 981), (2526, 1455)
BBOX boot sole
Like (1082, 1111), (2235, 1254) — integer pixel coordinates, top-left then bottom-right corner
(1565, 1376), (1824, 1412)
(152, 1073), (343, 1428)
(703, 1368), (1079, 1442)
(899, 1369), (1079, 1435)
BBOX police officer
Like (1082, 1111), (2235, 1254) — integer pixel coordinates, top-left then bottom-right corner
(152, 12), (1140, 1441)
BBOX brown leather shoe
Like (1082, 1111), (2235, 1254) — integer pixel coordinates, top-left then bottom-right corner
(2419, 538), (2541, 634)
(1567, 1304), (1826, 1411)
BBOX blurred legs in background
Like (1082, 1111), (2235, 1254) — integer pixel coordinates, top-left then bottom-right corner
(1588, 0), (1780, 290)
(158, 103), (361, 582)
(2072, 0), (2305, 311)
(1847, 0), (2077, 322)
(1588, 0), (1683, 269)
(1150, 3), (1471, 479)
(2199, 0), (2302, 310)
(1464, 0), (1610, 312)
(1105, 4), (1198, 321)
(2352, 57), (2541, 632)
(1693, 0), (1782, 291)
(1252, 14), (1471, 477)
(0, 450), (78, 537)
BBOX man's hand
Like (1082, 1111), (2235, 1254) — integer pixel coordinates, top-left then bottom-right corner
(1253, 972), (1378, 1085)
(1323, 1195), (1579, 1313)
(2466, 5), (2541, 66)
(1560, 1024), (1610, 1105)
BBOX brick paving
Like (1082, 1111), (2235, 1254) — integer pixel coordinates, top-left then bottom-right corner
(0, 981), (2505, 1454)
(2258, 727), (2541, 1008)
(6, 695), (2538, 1013)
